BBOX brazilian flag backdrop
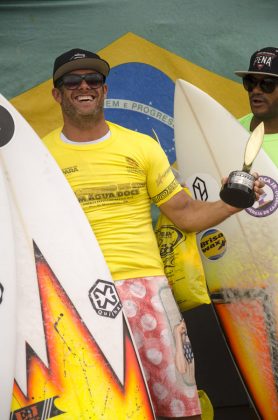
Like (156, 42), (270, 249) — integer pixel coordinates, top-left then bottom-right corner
(1, 0), (277, 150)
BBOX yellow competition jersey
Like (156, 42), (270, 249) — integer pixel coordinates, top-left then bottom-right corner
(43, 122), (181, 280)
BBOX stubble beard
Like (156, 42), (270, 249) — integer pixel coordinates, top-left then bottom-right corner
(61, 92), (105, 129)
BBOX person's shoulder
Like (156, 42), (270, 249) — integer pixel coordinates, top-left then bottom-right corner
(43, 127), (62, 144)
(107, 121), (157, 144)
(238, 113), (253, 124)
(238, 113), (253, 131)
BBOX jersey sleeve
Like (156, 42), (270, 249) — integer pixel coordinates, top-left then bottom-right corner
(145, 140), (182, 206)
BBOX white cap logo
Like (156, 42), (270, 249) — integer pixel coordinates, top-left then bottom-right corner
(71, 53), (86, 60)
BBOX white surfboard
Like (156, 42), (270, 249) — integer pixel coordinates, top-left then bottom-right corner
(174, 79), (278, 419)
(0, 95), (154, 419)
(0, 161), (16, 420)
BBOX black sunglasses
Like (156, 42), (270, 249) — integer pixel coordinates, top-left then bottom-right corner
(243, 76), (278, 94)
(56, 73), (105, 90)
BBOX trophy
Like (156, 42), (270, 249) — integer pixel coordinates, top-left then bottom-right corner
(220, 122), (264, 208)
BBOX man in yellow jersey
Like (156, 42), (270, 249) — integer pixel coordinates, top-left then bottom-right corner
(235, 47), (278, 166)
(44, 48), (264, 420)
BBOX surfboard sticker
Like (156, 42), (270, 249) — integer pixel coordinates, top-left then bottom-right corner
(0, 105), (15, 146)
(185, 173), (220, 202)
(199, 229), (227, 261)
(0, 94), (154, 419)
(174, 79), (278, 419)
(246, 175), (278, 218)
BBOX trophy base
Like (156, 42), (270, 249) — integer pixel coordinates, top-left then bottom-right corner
(220, 171), (256, 208)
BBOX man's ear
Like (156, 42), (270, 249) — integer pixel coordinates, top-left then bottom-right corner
(103, 84), (108, 99)
(52, 87), (62, 104)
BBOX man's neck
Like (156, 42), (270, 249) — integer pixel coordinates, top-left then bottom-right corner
(62, 119), (109, 142)
(250, 115), (278, 135)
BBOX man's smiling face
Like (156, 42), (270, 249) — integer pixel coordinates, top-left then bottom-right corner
(53, 69), (107, 126)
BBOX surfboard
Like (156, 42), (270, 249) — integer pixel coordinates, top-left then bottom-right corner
(0, 156), (16, 420)
(174, 79), (278, 420)
(0, 95), (154, 419)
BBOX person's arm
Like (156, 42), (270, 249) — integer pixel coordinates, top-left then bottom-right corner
(160, 175), (264, 232)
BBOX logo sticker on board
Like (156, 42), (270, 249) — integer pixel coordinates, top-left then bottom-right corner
(245, 176), (278, 217)
(89, 279), (122, 318)
(186, 173), (220, 202)
(192, 176), (209, 201)
(199, 228), (227, 260)
(156, 225), (184, 258)
(10, 397), (64, 419)
(0, 106), (15, 147)
(104, 62), (175, 163)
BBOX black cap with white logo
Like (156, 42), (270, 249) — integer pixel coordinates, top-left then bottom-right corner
(53, 48), (110, 83)
(235, 47), (278, 78)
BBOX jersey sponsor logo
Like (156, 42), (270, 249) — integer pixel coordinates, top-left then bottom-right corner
(62, 165), (79, 175)
(245, 176), (278, 217)
(89, 279), (122, 319)
(125, 156), (144, 174)
(156, 166), (172, 186)
(155, 225), (185, 275)
(156, 225), (184, 258)
(75, 183), (141, 206)
(125, 157), (139, 167)
(152, 178), (178, 204)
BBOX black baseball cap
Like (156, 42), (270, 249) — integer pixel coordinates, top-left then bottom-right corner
(53, 48), (110, 83)
(235, 47), (278, 78)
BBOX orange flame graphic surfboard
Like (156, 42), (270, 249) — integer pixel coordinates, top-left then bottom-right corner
(11, 244), (154, 419)
(0, 95), (155, 420)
